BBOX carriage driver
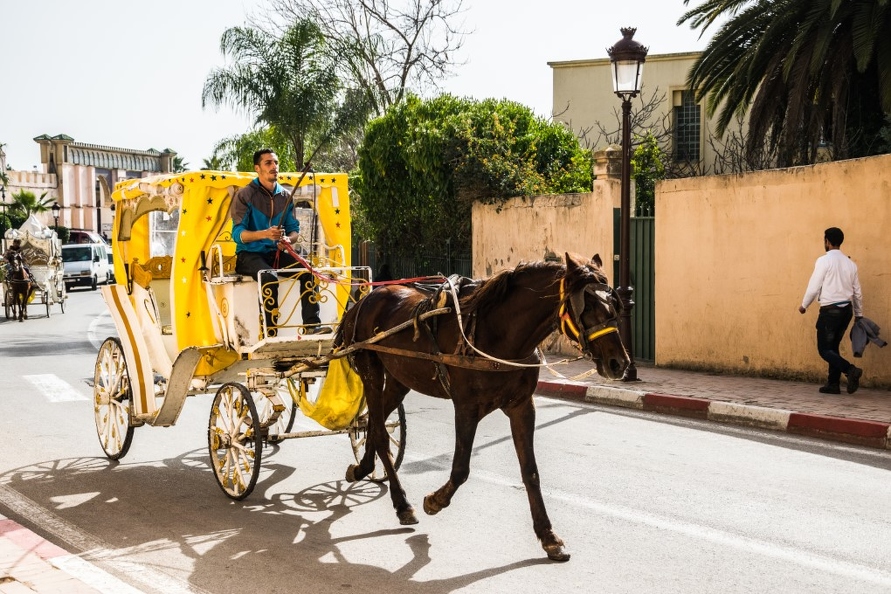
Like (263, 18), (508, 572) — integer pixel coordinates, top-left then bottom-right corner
(3, 238), (25, 267)
(230, 148), (324, 338)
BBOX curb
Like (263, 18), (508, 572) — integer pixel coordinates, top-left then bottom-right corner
(536, 380), (891, 450)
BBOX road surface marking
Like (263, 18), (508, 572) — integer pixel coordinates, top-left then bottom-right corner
(24, 374), (88, 402)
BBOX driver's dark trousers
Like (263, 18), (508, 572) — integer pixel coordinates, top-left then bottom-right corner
(235, 250), (321, 336)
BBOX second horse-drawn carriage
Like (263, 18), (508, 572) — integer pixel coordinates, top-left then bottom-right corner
(3, 216), (66, 320)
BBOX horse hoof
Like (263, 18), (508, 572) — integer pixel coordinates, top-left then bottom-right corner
(345, 464), (358, 482)
(397, 508), (418, 525)
(422, 494), (440, 516)
(544, 543), (571, 562)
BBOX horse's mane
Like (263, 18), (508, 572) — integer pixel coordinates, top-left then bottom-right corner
(461, 260), (563, 318)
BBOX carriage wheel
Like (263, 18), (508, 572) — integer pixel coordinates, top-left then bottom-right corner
(93, 337), (135, 460)
(254, 387), (296, 445)
(349, 403), (406, 483)
(4, 292), (10, 320)
(208, 383), (263, 500)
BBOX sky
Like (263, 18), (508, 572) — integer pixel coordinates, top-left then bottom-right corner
(0, 0), (718, 172)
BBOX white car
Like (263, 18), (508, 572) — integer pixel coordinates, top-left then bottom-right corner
(62, 243), (112, 291)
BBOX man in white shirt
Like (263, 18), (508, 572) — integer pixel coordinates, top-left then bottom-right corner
(799, 227), (863, 394)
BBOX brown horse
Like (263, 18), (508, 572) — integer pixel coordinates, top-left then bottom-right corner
(335, 252), (629, 561)
(4, 251), (34, 322)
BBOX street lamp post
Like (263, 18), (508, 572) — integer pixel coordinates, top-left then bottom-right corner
(0, 186), (7, 249)
(51, 202), (61, 230)
(95, 179), (102, 236)
(608, 27), (648, 382)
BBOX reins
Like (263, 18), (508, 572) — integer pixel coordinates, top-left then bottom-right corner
(276, 244), (615, 375)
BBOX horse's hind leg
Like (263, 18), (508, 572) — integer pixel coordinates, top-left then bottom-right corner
(504, 397), (569, 562)
(423, 406), (479, 516)
(344, 361), (416, 525)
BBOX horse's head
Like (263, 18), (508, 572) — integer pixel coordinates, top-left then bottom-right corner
(558, 252), (630, 380)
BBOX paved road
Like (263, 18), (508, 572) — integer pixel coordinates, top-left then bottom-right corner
(1, 290), (890, 593)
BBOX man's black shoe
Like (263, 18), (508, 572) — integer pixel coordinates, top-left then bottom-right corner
(846, 366), (863, 394)
(818, 383), (841, 394)
(304, 325), (333, 335)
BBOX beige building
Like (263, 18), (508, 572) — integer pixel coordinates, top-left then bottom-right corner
(1, 135), (175, 236)
(550, 51), (744, 175)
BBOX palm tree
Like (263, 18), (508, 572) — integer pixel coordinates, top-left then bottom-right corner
(201, 155), (225, 170)
(8, 189), (54, 219)
(202, 19), (341, 170)
(172, 155), (189, 173)
(680, 0), (891, 166)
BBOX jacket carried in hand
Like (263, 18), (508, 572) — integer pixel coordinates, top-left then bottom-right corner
(850, 317), (887, 357)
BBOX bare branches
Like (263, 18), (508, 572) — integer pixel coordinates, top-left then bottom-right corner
(269, 0), (468, 115)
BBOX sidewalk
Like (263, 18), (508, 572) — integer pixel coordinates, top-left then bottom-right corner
(0, 516), (139, 594)
(536, 359), (891, 450)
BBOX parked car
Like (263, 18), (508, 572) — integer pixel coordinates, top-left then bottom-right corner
(67, 229), (109, 245)
(62, 243), (112, 290)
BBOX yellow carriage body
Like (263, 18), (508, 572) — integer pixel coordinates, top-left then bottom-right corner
(102, 170), (359, 424)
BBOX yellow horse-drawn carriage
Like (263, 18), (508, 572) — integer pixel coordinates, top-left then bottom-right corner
(94, 170), (405, 499)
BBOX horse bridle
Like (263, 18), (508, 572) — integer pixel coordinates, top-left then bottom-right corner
(558, 278), (620, 353)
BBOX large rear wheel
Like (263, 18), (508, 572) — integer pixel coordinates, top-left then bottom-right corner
(349, 403), (406, 483)
(93, 337), (135, 459)
(208, 383), (263, 500)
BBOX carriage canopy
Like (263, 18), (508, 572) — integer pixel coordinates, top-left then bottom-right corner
(109, 171), (351, 351)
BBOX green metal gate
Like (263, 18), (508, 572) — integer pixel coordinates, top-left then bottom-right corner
(613, 210), (655, 361)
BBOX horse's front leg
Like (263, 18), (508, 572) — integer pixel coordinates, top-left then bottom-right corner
(423, 406), (479, 516)
(505, 396), (569, 562)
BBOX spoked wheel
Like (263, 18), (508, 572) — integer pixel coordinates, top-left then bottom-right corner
(93, 337), (135, 460)
(208, 382), (263, 500)
(349, 403), (406, 483)
(255, 386), (296, 444)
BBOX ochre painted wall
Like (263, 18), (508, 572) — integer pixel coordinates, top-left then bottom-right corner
(656, 154), (891, 386)
(472, 185), (617, 279)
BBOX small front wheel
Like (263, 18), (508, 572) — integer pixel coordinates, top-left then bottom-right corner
(349, 403), (406, 483)
(208, 383), (263, 500)
(93, 337), (135, 459)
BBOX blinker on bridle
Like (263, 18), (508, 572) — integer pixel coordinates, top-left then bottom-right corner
(558, 278), (619, 352)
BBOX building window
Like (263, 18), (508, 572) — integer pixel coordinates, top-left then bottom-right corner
(673, 90), (701, 162)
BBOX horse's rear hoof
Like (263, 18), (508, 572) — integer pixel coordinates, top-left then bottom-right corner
(422, 494), (441, 515)
(544, 543), (570, 562)
(345, 464), (359, 482)
(397, 508), (418, 525)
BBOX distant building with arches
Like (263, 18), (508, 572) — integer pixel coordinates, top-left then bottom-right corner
(1, 134), (176, 235)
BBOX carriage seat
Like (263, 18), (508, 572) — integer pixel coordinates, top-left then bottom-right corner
(209, 252), (251, 283)
(131, 255), (173, 334)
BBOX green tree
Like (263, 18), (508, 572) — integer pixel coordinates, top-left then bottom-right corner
(354, 94), (593, 261)
(8, 189), (54, 219)
(210, 127), (297, 172)
(680, 0), (891, 166)
(631, 132), (665, 215)
(172, 155), (189, 173)
(202, 19), (345, 170)
(202, 155), (225, 170)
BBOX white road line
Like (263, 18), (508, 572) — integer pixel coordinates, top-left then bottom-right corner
(24, 374), (88, 402)
(88, 311), (117, 350)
